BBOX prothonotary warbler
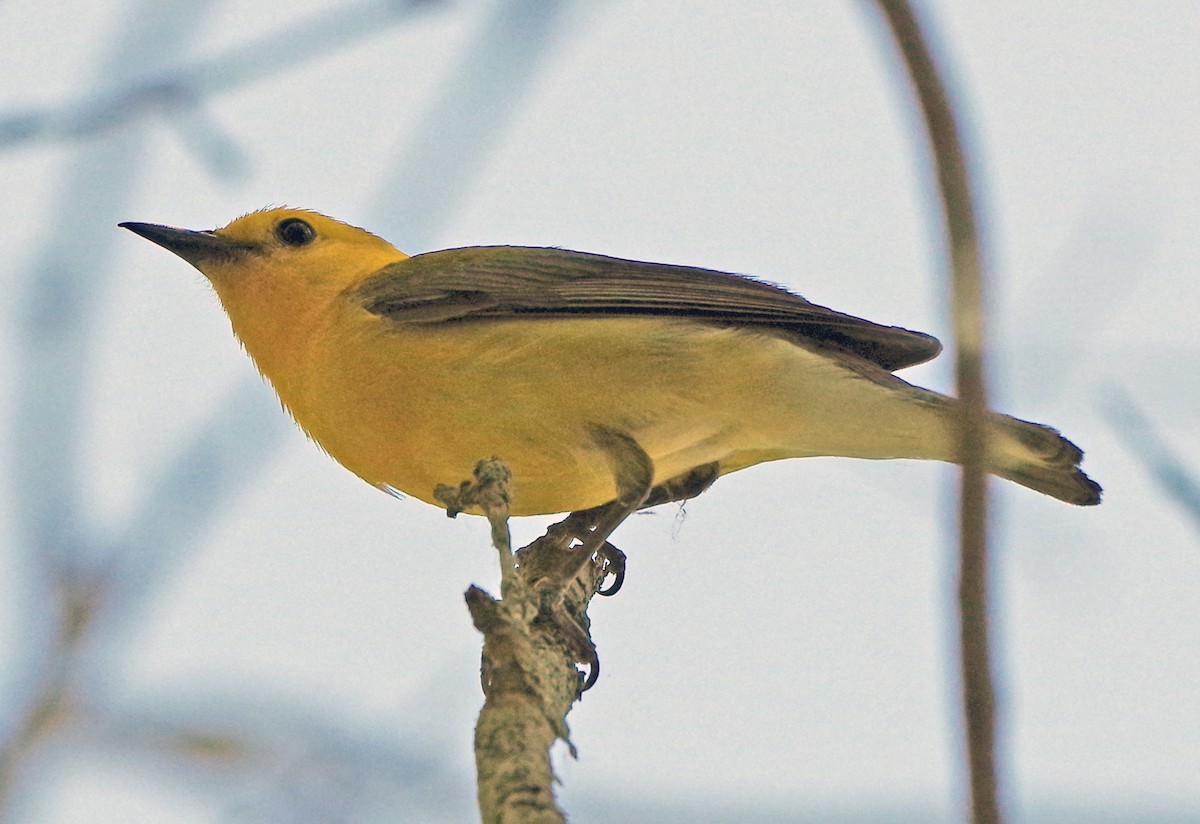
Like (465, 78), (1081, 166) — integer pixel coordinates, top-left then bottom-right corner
(120, 208), (1101, 520)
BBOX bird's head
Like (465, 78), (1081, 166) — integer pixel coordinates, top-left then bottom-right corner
(120, 207), (408, 297)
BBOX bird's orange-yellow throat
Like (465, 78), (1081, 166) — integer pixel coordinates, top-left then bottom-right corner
(121, 208), (1100, 517)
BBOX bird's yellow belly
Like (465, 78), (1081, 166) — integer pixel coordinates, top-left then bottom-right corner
(286, 315), (766, 515)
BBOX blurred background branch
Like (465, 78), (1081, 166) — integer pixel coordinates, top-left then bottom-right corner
(1102, 388), (1200, 539)
(0, 0), (440, 153)
(872, 1), (999, 822)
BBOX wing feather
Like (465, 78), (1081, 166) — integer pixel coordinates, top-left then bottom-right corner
(350, 246), (941, 371)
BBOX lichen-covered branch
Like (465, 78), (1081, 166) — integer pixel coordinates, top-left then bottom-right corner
(452, 461), (611, 824)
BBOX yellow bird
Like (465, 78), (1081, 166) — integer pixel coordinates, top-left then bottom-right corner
(121, 208), (1100, 520)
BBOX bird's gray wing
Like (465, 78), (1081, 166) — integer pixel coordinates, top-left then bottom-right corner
(350, 245), (941, 371)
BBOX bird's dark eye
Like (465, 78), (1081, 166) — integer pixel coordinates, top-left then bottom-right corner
(276, 218), (315, 246)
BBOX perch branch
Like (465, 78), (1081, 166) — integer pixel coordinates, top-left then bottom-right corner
(445, 461), (614, 823)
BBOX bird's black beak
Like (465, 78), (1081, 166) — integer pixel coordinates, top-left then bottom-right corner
(119, 222), (254, 268)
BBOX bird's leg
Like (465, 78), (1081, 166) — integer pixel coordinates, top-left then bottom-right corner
(508, 427), (653, 691)
(561, 425), (654, 585)
(559, 461), (718, 597)
(538, 508), (626, 596)
(640, 461), (720, 509)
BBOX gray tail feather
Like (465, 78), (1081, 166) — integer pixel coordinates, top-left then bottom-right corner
(990, 415), (1102, 506)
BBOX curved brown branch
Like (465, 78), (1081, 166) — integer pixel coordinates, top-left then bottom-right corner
(871, 2), (1000, 823)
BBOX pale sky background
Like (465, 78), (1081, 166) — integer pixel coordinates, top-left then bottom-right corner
(1, 1), (1198, 822)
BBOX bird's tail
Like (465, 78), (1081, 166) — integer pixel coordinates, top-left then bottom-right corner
(986, 413), (1101, 505)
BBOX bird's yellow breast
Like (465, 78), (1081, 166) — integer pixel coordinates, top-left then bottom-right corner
(252, 302), (790, 515)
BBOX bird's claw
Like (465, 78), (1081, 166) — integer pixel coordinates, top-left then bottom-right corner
(543, 598), (601, 693)
(579, 646), (600, 692)
(596, 541), (626, 597)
